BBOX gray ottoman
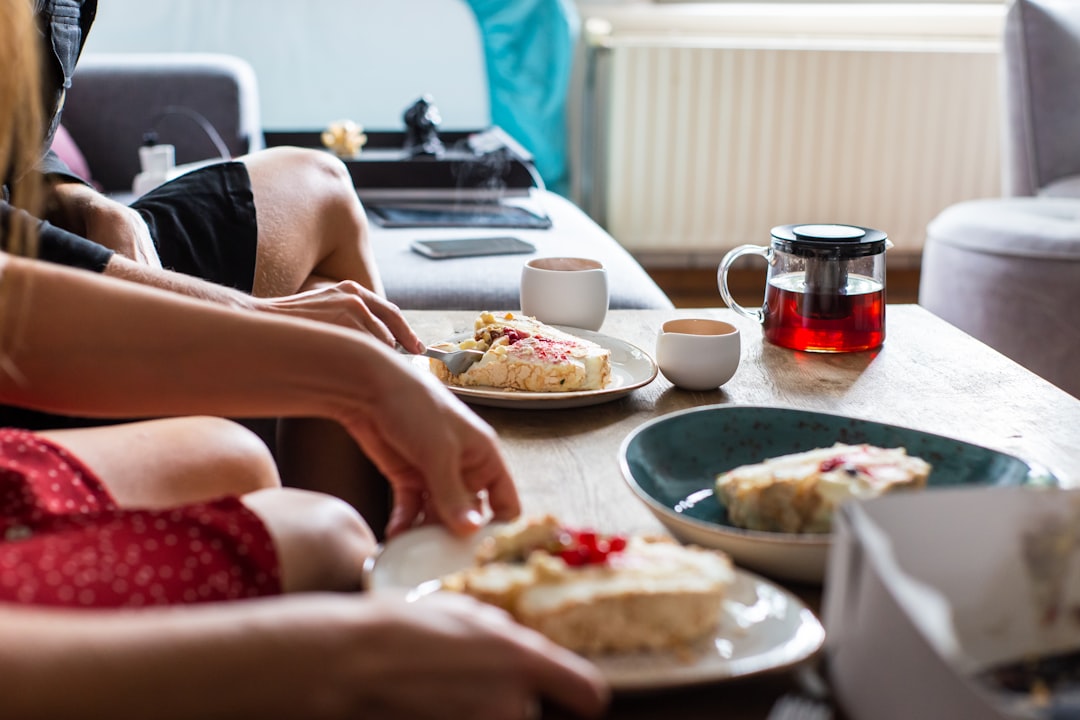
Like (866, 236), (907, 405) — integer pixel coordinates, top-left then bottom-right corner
(919, 197), (1080, 398)
(369, 190), (673, 312)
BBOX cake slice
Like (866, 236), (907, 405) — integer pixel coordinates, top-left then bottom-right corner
(440, 515), (736, 655)
(429, 311), (611, 392)
(715, 443), (932, 534)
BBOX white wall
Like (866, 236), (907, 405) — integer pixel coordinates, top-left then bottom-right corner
(82, 0), (491, 131)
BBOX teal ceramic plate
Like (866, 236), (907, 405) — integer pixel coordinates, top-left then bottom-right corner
(619, 405), (1058, 584)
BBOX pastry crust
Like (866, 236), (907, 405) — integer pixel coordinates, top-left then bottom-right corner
(441, 516), (735, 655)
(715, 443), (932, 534)
(430, 312), (611, 392)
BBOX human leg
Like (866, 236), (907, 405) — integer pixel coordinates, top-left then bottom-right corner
(38, 416), (280, 508)
(38, 419), (376, 596)
(239, 147), (399, 521)
(241, 487), (375, 593)
(242, 146), (384, 296)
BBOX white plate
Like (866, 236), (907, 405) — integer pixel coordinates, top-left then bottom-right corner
(412, 327), (658, 409)
(364, 524), (826, 692)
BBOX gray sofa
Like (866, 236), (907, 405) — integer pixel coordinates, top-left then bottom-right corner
(919, 0), (1080, 399)
(59, 52), (672, 313)
(63, 53), (264, 196)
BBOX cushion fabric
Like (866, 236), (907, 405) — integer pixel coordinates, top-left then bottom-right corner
(48, 124), (96, 187)
(925, 197), (1080, 260)
(370, 190), (673, 312)
(920, 196), (1080, 398)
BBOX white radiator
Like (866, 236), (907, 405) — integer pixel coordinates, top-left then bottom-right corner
(575, 21), (1003, 267)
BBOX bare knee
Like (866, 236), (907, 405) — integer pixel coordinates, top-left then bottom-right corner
(244, 146), (380, 294)
(242, 488), (377, 593)
(254, 146), (356, 200)
(197, 417), (281, 495)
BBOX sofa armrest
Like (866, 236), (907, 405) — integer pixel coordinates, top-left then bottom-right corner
(61, 53), (263, 194)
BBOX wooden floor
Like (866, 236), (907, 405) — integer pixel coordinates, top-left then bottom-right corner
(645, 267), (922, 308)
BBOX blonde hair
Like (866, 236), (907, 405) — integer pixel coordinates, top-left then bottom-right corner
(0, 0), (44, 257)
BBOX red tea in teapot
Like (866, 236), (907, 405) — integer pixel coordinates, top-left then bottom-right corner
(719, 224), (890, 353)
(763, 272), (884, 353)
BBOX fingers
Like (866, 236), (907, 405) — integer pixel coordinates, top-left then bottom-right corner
(274, 281), (421, 351)
(333, 280), (421, 352)
(368, 295), (425, 353)
(421, 594), (611, 719)
(358, 312), (397, 348)
(526, 641), (610, 720)
(422, 450), (486, 537)
(459, 597), (611, 719)
(485, 478), (522, 523)
(341, 348), (515, 539)
(385, 484), (424, 539)
(462, 446), (521, 523)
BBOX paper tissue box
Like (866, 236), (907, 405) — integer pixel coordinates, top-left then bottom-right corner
(823, 486), (1080, 720)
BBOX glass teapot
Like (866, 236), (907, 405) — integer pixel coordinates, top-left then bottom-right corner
(718, 223), (890, 353)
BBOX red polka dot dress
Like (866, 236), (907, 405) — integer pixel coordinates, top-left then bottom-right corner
(0, 428), (281, 607)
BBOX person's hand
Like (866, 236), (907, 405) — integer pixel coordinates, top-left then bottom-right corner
(336, 350), (520, 538)
(48, 181), (162, 268)
(353, 592), (610, 720)
(254, 281), (424, 353)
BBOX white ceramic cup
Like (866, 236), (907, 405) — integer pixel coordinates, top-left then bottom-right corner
(656, 318), (741, 390)
(519, 257), (609, 331)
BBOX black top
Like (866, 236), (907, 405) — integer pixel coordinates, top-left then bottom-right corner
(0, 203), (113, 272)
(2, 0), (113, 271)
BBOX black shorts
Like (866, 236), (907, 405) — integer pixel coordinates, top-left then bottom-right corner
(132, 161), (258, 293)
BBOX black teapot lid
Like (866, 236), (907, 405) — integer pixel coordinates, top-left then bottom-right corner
(771, 223), (889, 259)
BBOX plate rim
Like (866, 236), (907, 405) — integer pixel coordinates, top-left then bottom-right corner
(417, 325), (658, 408)
(364, 523), (826, 692)
(617, 403), (1058, 548)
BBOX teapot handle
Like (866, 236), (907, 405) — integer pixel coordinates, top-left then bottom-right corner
(718, 244), (771, 323)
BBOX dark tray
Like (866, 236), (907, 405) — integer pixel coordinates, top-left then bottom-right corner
(263, 127), (539, 193)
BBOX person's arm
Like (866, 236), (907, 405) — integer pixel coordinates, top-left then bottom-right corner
(0, 592), (608, 720)
(2, 197), (421, 351)
(0, 252), (510, 534)
(45, 178), (162, 267)
(104, 254), (423, 352)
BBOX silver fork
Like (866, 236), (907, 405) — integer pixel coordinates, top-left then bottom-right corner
(766, 695), (833, 720)
(421, 346), (485, 375)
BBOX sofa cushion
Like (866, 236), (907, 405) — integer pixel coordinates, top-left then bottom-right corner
(49, 124), (97, 187)
(925, 197), (1080, 260)
(370, 190), (673, 312)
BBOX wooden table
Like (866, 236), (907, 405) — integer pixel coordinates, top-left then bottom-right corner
(404, 305), (1080, 719)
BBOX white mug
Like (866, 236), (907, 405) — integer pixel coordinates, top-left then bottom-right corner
(519, 257), (609, 331)
(656, 318), (741, 390)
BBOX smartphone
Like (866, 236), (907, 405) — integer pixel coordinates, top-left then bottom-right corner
(410, 236), (536, 259)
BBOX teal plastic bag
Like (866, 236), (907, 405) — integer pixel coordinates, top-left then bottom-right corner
(465, 0), (579, 196)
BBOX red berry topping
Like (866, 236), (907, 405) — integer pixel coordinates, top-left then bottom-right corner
(554, 528), (628, 566)
(820, 457), (868, 477)
(503, 328), (527, 344)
